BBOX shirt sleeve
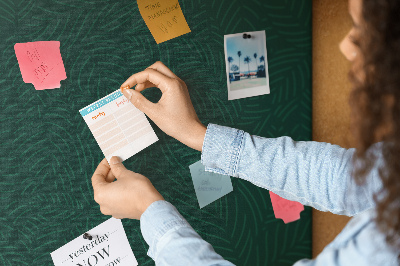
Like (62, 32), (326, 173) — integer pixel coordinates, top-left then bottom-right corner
(140, 200), (235, 266)
(293, 210), (399, 266)
(201, 123), (383, 216)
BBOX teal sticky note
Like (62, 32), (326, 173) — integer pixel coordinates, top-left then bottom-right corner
(189, 161), (233, 208)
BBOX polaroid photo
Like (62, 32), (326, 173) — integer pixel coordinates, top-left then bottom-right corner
(224, 30), (270, 100)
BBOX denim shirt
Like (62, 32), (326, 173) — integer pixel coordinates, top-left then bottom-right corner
(140, 124), (399, 265)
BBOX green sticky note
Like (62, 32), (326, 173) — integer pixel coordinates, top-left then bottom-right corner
(189, 161), (233, 208)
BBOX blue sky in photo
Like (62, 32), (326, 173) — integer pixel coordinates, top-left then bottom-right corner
(226, 32), (266, 73)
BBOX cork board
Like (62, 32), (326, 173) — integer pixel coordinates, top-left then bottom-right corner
(312, 0), (353, 257)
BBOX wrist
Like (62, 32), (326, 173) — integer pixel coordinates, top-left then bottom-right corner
(185, 122), (206, 151)
(139, 195), (165, 219)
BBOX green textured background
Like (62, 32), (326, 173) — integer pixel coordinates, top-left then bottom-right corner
(0, 0), (312, 265)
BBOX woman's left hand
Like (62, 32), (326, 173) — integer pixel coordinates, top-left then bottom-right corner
(91, 157), (164, 219)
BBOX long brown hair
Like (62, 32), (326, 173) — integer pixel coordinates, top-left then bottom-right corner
(350, 0), (400, 253)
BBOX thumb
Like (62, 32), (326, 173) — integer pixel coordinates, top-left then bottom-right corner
(109, 156), (128, 178)
(122, 88), (154, 115)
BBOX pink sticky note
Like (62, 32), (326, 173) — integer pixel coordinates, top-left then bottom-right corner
(14, 41), (67, 90)
(269, 191), (304, 224)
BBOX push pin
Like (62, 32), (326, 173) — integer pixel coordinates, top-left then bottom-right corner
(83, 233), (96, 241)
(243, 33), (252, 39)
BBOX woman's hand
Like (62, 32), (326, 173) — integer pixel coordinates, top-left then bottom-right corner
(120, 61), (206, 152)
(91, 157), (164, 220)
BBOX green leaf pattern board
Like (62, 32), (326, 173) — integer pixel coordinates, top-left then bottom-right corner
(0, 0), (312, 265)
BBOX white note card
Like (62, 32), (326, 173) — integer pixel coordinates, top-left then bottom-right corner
(51, 218), (137, 266)
(79, 89), (158, 162)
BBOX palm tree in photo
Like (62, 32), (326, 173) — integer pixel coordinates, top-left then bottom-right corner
(227, 56), (234, 73)
(227, 56), (234, 83)
(237, 51), (242, 76)
(231, 64), (239, 73)
(253, 53), (257, 74)
(244, 56), (251, 78)
(260, 55), (266, 76)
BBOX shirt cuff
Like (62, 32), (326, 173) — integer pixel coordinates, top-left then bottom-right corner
(201, 123), (245, 177)
(140, 200), (192, 259)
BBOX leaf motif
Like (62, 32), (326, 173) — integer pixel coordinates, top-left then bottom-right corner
(0, 0), (312, 264)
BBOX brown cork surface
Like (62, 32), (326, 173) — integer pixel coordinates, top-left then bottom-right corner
(312, 0), (353, 258)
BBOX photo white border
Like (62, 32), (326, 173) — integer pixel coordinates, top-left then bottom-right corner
(224, 30), (270, 100)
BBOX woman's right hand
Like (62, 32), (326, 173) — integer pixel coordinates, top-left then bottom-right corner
(120, 62), (206, 151)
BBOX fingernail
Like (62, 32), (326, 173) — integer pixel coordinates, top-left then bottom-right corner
(110, 156), (122, 165)
(124, 89), (133, 100)
(120, 85), (130, 92)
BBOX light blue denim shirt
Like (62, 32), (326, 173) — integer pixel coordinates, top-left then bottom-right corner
(140, 124), (399, 265)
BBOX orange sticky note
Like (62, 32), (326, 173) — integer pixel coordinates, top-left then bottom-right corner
(137, 0), (191, 44)
(14, 41), (67, 90)
(269, 191), (304, 224)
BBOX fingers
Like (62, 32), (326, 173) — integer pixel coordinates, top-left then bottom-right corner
(91, 158), (110, 189)
(99, 206), (111, 215)
(109, 156), (129, 179)
(105, 169), (116, 183)
(124, 62), (179, 92)
(119, 62), (180, 116)
(121, 88), (157, 116)
(147, 61), (178, 79)
(135, 81), (156, 92)
(120, 68), (173, 94)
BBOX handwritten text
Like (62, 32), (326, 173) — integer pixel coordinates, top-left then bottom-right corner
(147, 3), (179, 20)
(92, 112), (105, 120)
(116, 98), (129, 108)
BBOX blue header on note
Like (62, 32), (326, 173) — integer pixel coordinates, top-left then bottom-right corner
(80, 90), (123, 117)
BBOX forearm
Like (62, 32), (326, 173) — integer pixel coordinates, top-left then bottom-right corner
(140, 200), (234, 266)
(201, 124), (381, 216)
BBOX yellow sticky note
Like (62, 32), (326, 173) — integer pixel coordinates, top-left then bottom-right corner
(137, 0), (191, 44)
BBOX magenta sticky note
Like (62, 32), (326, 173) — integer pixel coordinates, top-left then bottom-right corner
(14, 41), (67, 90)
(269, 191), (304, 224)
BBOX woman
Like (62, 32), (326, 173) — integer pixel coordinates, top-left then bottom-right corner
(91, 0), (400, 264)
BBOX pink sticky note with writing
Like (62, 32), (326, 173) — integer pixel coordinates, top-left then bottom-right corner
(269, 191), (304, 224)
(14, 41), (67, 90)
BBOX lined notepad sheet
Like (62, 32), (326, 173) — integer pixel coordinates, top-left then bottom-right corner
(79, 90), (158, 162)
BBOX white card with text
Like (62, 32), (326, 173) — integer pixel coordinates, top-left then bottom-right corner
(51, 218), (137, 266)
(79, 89), (158, 162)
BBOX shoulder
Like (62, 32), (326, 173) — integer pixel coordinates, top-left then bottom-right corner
(323, 209), (399, 265)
